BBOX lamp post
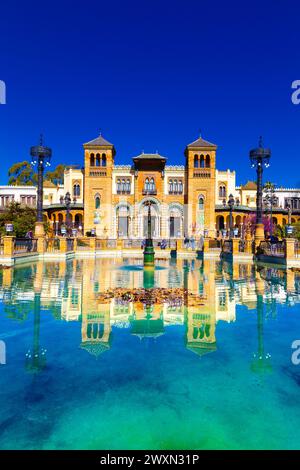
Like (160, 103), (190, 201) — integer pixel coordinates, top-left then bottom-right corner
(145, 200), (152, 240)
(143, 198), (155, 267)
(250, 137), (271, 245)
(64, 192), (72, 235)
(30, 135), (52, 237)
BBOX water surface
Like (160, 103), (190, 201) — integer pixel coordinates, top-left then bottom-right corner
(0, 258), (300, 449)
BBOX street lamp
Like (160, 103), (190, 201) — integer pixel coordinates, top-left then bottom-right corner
(143, 197), (155, 266)
(144, 199), (153, 240)
(249, 137), (271, 244)
(30, 134), (52, 237)
(64, 192), (72, 235)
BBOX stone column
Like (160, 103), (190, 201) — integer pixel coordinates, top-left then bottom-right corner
(90, 237), (96, 251)
(160, 203), (168, 238)
(60, 238), (67, 254)
(36, 237), (45, 254)
(245, 239), (253, 254)
(232, 238), (240, 255)
(176, 239), (183, 251)
(203, 238), (210, 253)
(3, 236), (14, 258)
(285, 238), (296, 262)
(133, 204), (139, 238)
(73, 238), (78, 252)
(254, 223), (265, 248)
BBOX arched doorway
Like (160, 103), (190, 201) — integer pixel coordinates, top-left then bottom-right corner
(116, 204), (131, 238)
(75, 213), (83, 228)
(139, 198), (160, 238)
(57, 213), (64, 235)
(169, 204), (183, 238)
(216, 215), (225, 231)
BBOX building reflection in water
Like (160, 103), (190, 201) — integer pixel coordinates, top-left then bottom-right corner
(1, 257), (300, 373)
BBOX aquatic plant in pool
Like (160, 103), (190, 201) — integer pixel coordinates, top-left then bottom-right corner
(0, 258), (300, 449)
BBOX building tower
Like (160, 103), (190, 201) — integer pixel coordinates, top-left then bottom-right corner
(83, 133), (116, 237)
(184, 136), (217, 238)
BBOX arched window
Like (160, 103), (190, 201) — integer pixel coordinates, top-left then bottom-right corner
(90, 153), (95, 166)
(219, 185), (226, 198)
(102, 153), (107, 167)
(126, 179), (131, 192)
(194, 154), (199, 168)
(200, 155), (205, 168)
(178, 180), (183, 194)
(169, 179), (173, 194)
(206, 154), (211, 168)
(73, 183), (80, 197)
(95, 194), (101, 209)
(150, 178), (155, 192)
(116, 179), (121, 193)
(121, 179), (126, 192)
(198, 195), (204, 210)
(174, 179), (178, 193)
(144, 178), (149, 192)
(96, 153), (101, 167)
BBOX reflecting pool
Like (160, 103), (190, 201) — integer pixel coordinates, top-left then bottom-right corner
(1, 257), (300, 449)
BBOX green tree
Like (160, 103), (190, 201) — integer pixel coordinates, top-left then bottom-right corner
(0, 202), (37, 237)
(8, 161), (37, 186)
(45, 164), (66, 185)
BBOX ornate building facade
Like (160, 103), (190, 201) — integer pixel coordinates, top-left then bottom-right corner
(3, 132), (300, 237)
(81, 133), (218, 238)
(78, 132), (226, 238)
(79, 133), (300, 238)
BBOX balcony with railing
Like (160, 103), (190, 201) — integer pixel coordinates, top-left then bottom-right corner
(116, 189), (131, 195)
(13, 238), (38, 256)
(142, 189), (157, 195)
(168, 190), (183, 195)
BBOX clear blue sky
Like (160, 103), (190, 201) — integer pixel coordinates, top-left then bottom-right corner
(1, 0), (300, 186)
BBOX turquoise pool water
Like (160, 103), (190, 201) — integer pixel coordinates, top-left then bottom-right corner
(0, 257), (300, 449)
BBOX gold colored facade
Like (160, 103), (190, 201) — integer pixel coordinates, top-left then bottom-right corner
(44, 132), (300, 237)
(82, 133), (218, 238)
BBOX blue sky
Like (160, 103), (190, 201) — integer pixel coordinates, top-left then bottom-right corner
(1, 0), (300, 186)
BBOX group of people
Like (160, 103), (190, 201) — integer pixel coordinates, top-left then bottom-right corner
(265, 232), (279, 244)
(141, 239), (168, 249)
(184, 236), (196, 250)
